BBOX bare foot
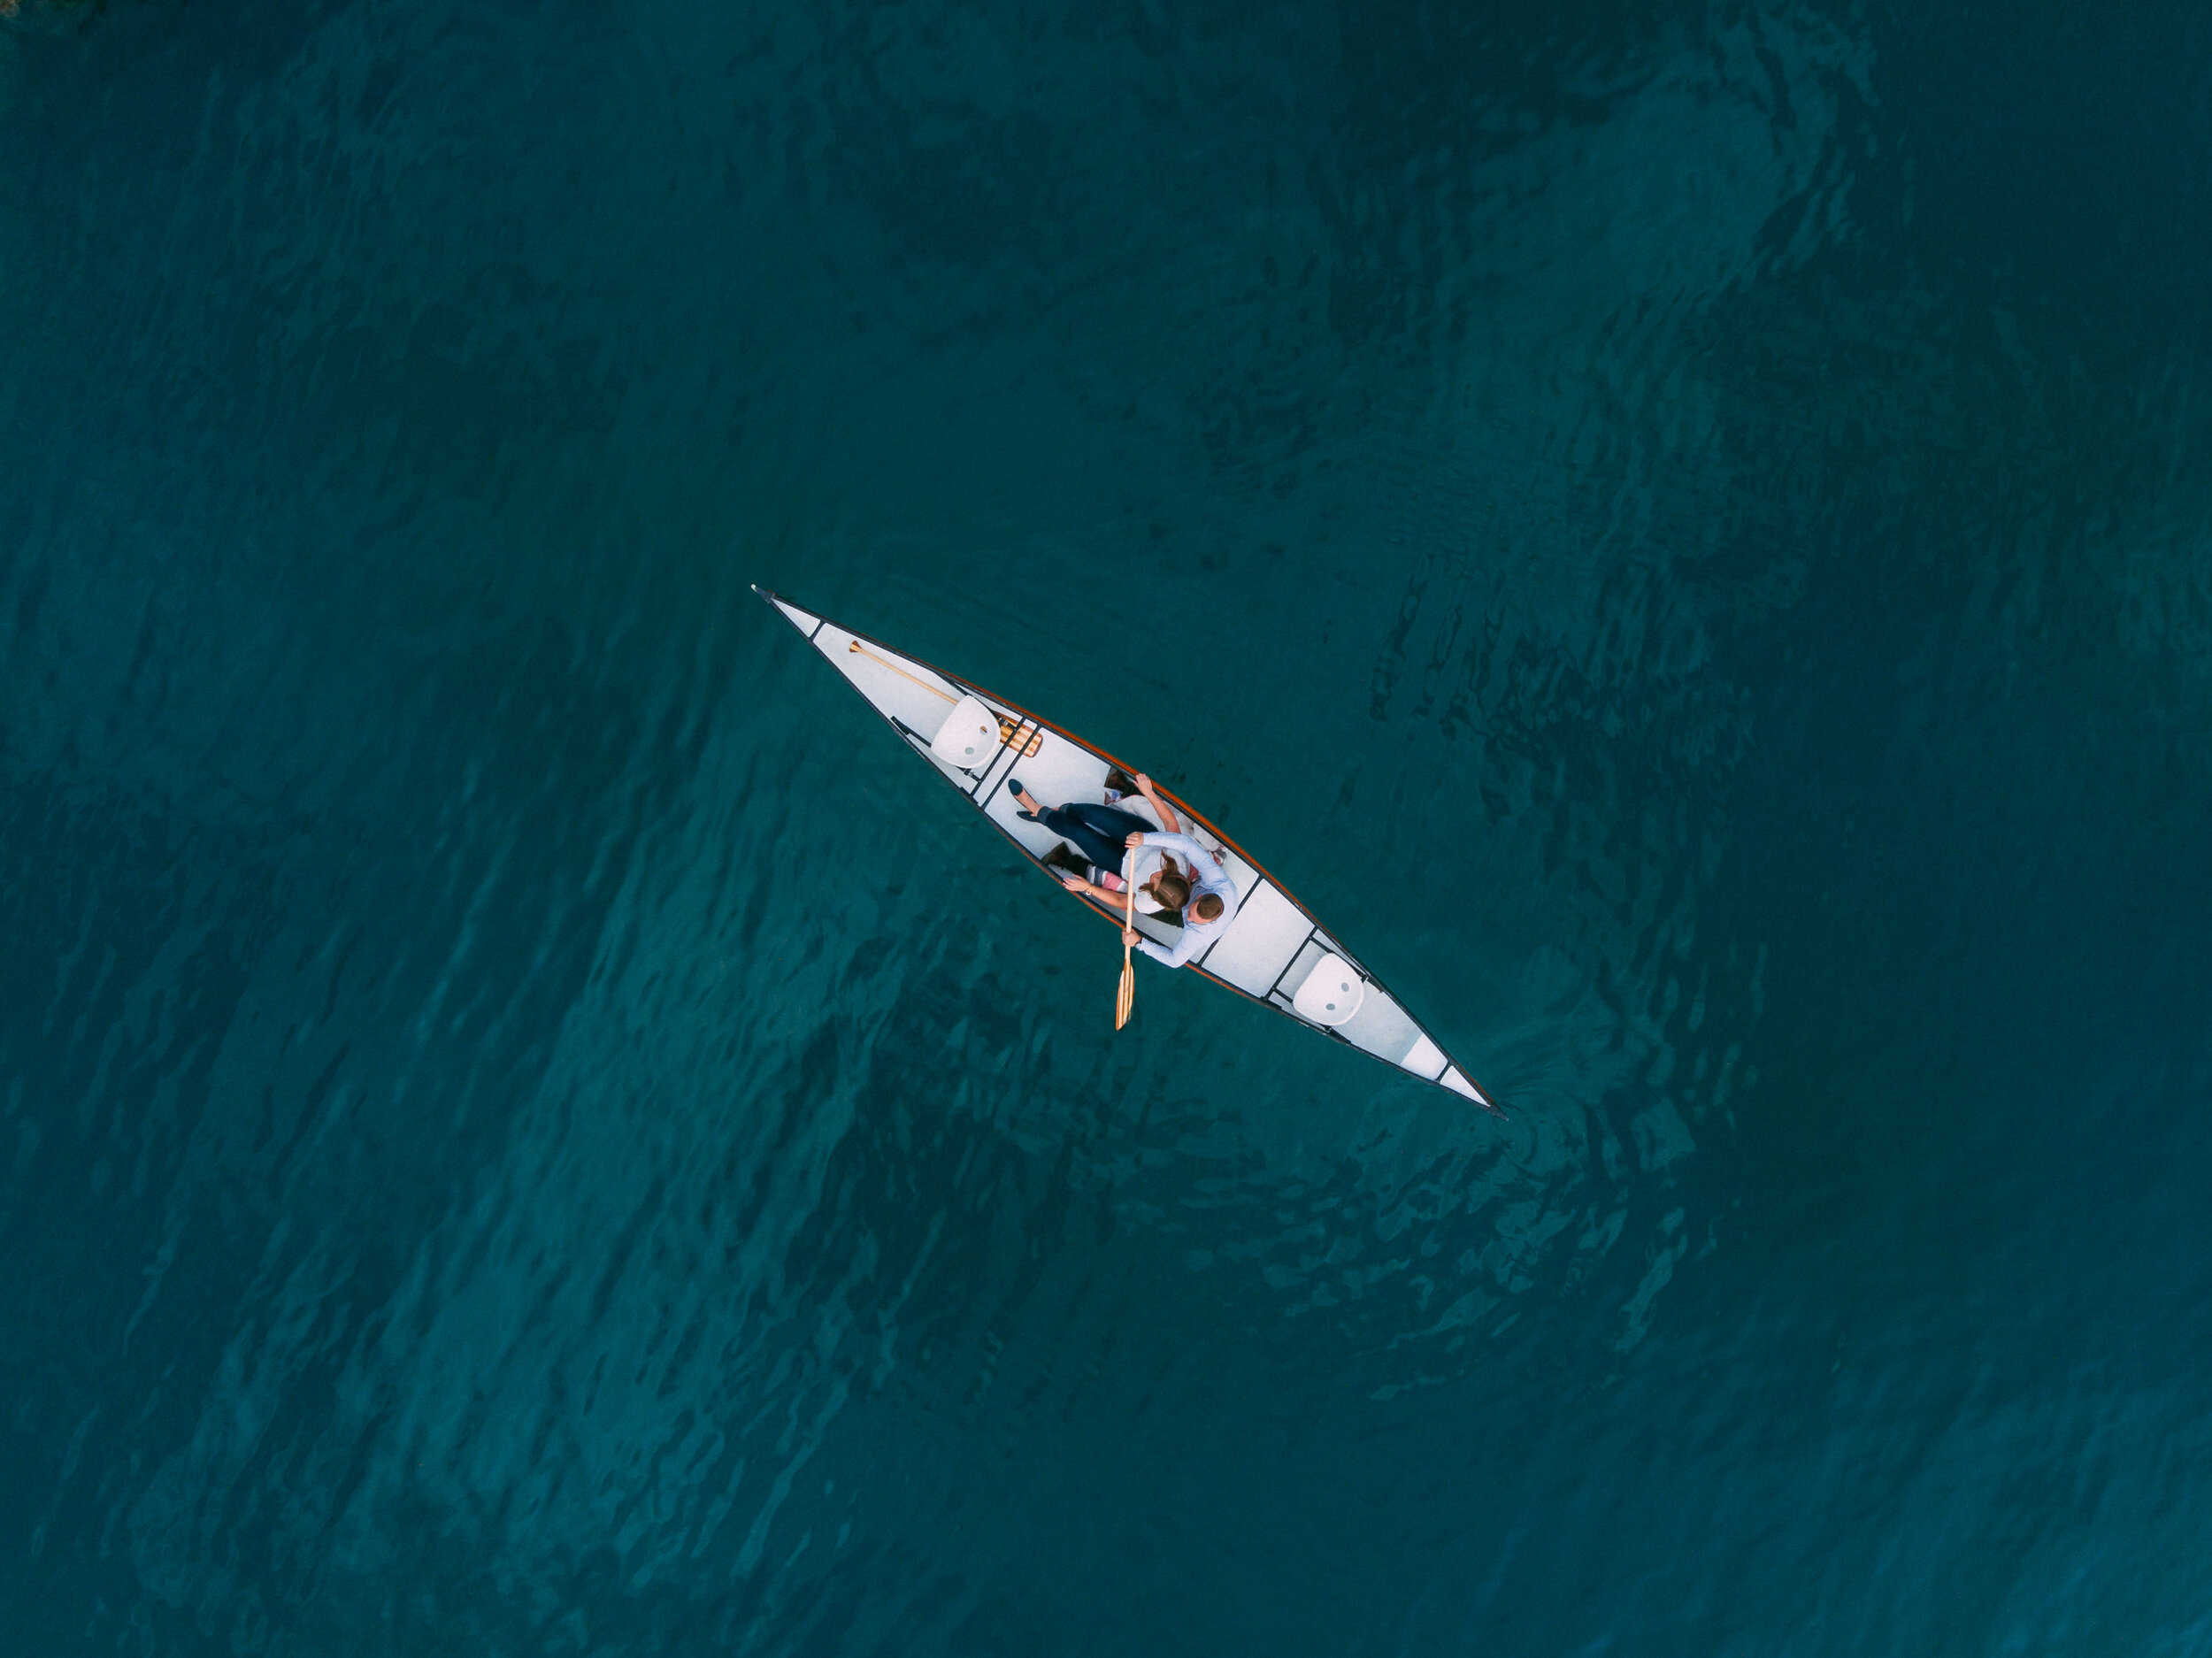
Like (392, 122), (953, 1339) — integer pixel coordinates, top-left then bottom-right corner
(1012, 787), (1042, 814)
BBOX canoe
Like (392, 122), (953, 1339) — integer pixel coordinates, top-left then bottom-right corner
(755, 587), (1502, 1113)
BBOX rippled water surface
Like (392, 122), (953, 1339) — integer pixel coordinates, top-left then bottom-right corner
(7, 0), (2212, 1652)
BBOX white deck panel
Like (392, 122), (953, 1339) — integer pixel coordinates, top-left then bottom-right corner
(978, 730), (1110, 860)
(1209, 843), (1260, 903)
(814, 626), (963, 744)
(1401, 1032), (1448, 1081)
(772, 597), (819, 633)
(1198, 881), (1310, 997)
(1339, 988), (1421, 1065)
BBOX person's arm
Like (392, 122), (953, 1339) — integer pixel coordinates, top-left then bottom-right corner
(1134, 772), (1181, 835)
(1133, 922), (1212, 970)
(1056, 873), (1118, 902)
(1136, 830), (1214, 871)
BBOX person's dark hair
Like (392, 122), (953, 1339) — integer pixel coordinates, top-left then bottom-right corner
(1192, 893), (1225, 923)
(1155, 871), (1191, 910)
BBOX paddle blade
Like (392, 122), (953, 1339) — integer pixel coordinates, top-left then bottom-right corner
(1115, 956), (1134, 1030)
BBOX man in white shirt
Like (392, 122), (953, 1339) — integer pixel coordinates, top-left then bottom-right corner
(1117, 826), (1237, 969)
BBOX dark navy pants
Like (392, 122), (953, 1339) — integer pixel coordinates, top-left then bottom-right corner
(1033, 802), (1150, 873)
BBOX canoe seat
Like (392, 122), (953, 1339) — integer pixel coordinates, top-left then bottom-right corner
(1291, 954), (1365, 1026)
(927, 695), (1002, 772)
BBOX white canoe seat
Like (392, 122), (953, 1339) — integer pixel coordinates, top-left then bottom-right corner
(927, 695), (1002, 772)
(1291, 954), (1366, 1026)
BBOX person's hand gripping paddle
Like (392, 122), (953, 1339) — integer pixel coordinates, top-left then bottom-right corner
(1115, 846), (1138, 1030)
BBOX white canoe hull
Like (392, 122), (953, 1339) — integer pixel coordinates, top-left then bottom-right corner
(756, 587), (1501, 1113)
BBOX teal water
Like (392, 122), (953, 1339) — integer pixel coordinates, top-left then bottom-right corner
(6, 0), (2212, 1652)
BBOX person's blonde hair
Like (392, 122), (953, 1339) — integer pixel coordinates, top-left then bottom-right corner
(1154, 871), (1191, 910)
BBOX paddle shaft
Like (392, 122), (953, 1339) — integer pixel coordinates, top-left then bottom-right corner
(848, 640), (956, 704)
(1115, 847), (1137, 1030)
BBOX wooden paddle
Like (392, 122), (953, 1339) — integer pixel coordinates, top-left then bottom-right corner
(848, 639), (954, 703)
(849, 640), (1041, 758)
(1114, 846), (1138, 1030)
